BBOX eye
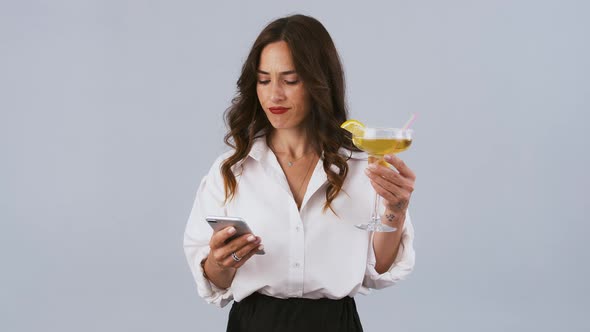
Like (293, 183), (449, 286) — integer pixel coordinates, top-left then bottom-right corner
(257, 79), (270, 85)
(285, 80), (300, 85)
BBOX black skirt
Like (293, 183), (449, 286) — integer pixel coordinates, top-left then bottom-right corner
(227, 292), (363, 332)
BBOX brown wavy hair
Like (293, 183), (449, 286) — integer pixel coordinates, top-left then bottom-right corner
(221, 14), (358, 212)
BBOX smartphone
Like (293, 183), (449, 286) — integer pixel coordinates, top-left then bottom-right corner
(205, 215), (265, 255)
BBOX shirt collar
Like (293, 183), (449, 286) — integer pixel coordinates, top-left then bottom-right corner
(248, 137), (269, 163)
(248, 136), (367, 162)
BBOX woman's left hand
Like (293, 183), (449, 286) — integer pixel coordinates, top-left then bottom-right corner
(365, 154), (416, 222)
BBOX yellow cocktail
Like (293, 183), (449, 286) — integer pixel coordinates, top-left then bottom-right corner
(352, 137), (412, 155)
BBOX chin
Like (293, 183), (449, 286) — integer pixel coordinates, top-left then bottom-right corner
(267, 118), (290, 129)
(266, 114), (306, 131)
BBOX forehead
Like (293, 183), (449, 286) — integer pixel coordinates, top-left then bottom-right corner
(258, 41), (295, 71)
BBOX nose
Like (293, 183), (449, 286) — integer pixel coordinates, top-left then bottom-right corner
(270, 82), (285, 103)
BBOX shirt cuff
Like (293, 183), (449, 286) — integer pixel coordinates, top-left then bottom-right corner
(362, 220), (416, 290)
(190, 246), (234, 308)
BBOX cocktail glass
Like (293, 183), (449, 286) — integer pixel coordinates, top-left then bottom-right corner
(352, 127), (413, 232)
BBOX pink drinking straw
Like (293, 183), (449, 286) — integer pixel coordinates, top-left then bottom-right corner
(402, 113), (418, 130)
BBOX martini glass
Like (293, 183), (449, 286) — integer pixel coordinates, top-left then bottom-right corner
(353, 127), (413, 232)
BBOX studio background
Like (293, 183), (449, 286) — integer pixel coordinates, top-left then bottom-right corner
(2, 1), (588, 331)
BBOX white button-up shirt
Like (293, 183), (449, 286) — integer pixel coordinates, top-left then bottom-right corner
(183, 138), (415, 308)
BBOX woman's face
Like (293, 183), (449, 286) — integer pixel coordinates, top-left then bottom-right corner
(256, 41), (311, 131)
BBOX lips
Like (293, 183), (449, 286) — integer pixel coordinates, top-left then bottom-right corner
(269, 106), (290, 115)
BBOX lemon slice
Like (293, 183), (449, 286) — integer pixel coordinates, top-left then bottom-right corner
(340, 119), (365, 137)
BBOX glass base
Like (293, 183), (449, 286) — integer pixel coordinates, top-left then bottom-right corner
(355, 222), (397, 232)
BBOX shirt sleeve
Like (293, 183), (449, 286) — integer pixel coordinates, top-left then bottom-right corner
(362, 210), (416, 290)
(183, 155), (234, 308)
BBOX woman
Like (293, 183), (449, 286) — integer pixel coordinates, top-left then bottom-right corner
(184, 14), (416, 331)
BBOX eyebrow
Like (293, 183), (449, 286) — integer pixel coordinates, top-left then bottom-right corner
(257, 70), (297, 75)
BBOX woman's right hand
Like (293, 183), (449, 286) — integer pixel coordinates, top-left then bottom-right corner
(202, 227), (263, 289)
(207, 226), (263, 270)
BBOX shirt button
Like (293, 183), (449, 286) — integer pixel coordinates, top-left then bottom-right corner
(295, 226), (301, 232)
(294, 263), (301, 268)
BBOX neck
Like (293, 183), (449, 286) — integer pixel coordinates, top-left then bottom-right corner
(269, 128), (313, 159)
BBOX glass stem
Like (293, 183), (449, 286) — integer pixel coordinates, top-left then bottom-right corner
(370, 154), (383, 225)
(371, 189), (381, 224)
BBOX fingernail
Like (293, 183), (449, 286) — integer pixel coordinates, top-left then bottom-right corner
(385, 154), (394, 161)
(367, 164), (377, 170)
(364, 169), (371, 176)
(258, 245), (264, 251)
(227, 227), (236, 235)
(247, 235), (256, 242)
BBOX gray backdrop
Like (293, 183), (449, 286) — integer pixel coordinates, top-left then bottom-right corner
(2, 0), (589, 331)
